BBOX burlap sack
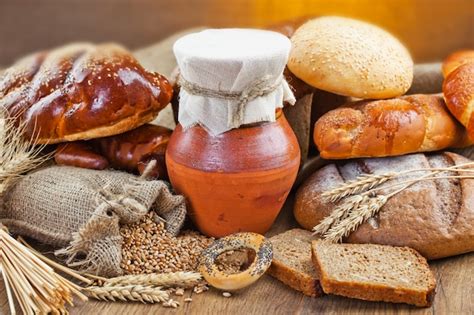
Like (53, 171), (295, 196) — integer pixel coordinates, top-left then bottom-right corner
(0, 165), (187, 276)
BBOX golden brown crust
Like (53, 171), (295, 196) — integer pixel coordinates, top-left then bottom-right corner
(314, 94), (471, 159)
(443, 63), (474, 140)
(288, 17), (413, 99)
(0, 43), (173, 144)
(442, 50), (474, 77)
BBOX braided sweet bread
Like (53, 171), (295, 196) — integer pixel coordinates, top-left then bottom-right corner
(0, 43), (173, 144)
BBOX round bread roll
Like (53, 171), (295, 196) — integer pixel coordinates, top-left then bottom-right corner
(443, 62), (474, 140)
(288, 16), (413, 99)
(442, 50), (474, 77)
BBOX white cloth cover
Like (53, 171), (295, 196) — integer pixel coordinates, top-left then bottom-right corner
(173, 29), (296, 135)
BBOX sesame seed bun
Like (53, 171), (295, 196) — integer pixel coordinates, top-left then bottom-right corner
(288, 16), (413, 99)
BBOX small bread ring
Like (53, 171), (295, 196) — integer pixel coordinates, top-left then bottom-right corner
(198, 232), (273, 291)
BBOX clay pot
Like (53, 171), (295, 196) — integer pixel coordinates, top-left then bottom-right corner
(166, 112), (300, 237)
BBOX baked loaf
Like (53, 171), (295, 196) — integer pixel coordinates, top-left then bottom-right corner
(311, 241), (436, 307)
(314, 94), (471, 159)
(443, 63), (474, 140)
(288, 16), (413, 99)
(267, 229), (323, 297)
(55, 124), (171, 178)
(294, 152), (474, 260)
(0, 43), (173, 144)
(442, 50), (474, 77)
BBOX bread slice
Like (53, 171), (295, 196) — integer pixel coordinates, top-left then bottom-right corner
(267, 229), (323, 297)
(311, 241), (436, 307)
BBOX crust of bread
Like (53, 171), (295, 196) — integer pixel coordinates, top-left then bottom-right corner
(442, 50), (474, 77)
(267, 260), (323, 297)
(0, 43), (172, 143)
(288, 17), (413, 99)
(311, 242), (436, 307)
(36, 110), (156, 144)
(443, 63), (474, 140)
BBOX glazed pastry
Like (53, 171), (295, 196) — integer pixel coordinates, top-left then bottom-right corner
(199, 233), (273, 291)
(54, 141), (109, 170)
(442, 50), (474, 77)
(443, 62), (474, 140)
(314, 94), (471, 159)
(55, 124), (172, 178)
(0, 43), (173, 143)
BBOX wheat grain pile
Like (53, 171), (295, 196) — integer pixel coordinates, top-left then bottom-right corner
(120, 213), (215, 274)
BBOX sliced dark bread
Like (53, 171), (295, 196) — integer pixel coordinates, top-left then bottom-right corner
(268, 229), (323, 297)
(311, 241), (437, 307)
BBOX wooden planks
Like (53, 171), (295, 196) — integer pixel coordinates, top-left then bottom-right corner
(0, 194), (472, 314)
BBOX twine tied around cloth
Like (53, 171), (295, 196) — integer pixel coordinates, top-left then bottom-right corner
(178, 74), (283, 129)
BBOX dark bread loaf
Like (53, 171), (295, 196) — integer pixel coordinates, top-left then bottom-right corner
(0, 43), (173, 144)
(311, 241), (436, 307)
(294, 152), (474, 260)
(314, 94), (472, 159)
(268, 229), (323, 297)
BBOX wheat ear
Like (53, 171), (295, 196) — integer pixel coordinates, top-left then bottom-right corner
(104, 271), (202, 288)
(322, 173), (396, 202)
(313, 195), (368, 236)
(323, 195), (388, 243)
(84, 285), (169, 303)
(0, 108), (51, 194)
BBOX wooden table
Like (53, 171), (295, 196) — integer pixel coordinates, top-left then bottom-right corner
(0, 195), (472, 315)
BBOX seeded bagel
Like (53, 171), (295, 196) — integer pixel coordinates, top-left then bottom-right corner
(199, 232), (272, 291)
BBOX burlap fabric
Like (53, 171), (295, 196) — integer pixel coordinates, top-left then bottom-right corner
(0, 165), (186, 276)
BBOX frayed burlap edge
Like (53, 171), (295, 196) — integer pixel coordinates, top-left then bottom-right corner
(54, 161), (186, 277)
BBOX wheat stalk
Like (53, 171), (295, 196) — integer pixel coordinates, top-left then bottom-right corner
(0, 108), (80, 314)
(0, 226), (88, 315)
(321, 173), (396, 202)
(313, 195), (368, 236)
(104, 271), (202, 288)
(323, 195), (388, 243)
(84, 285), (169, 303)
(0, 108), (52, 195)
(322, 162), (474, 203)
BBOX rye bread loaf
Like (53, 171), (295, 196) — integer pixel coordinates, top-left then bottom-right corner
(311, 241), (436, 307)
(267, 229), (323, 297)
(294, 152), (474, 260)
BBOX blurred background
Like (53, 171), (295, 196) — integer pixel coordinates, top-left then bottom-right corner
(0, 0), (473, 67)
